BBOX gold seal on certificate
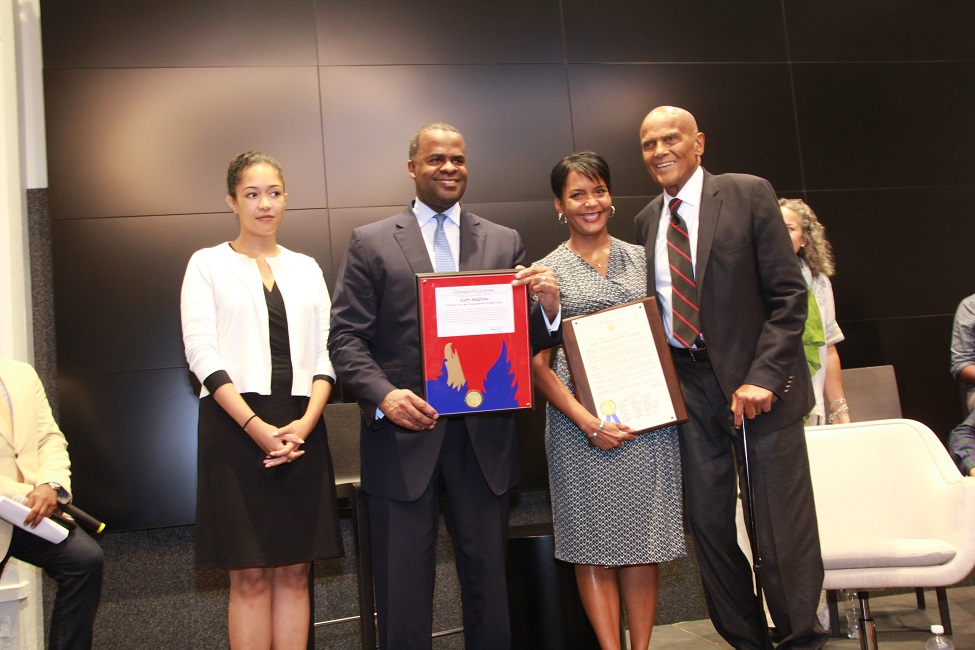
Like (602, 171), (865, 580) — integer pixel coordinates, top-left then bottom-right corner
(600, 400), (617, 418)
(465, 390), (484, 408)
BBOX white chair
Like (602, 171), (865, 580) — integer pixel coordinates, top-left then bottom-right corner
(806, 419), (975, 647)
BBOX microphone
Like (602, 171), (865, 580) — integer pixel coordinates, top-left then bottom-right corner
(62, 503), (106, 535)
(13, 495), (75, 531)
(13, 495), (106, 534)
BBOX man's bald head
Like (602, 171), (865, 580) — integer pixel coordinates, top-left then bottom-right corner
(639, 106), (705, 195)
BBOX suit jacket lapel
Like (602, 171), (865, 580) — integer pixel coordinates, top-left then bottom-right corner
(644, 195), (664, 292)
(391, 207), (435, 274)
(458, 208), (486, 271)
(695, 170), (720, 297)
(0, 367), (12, 446)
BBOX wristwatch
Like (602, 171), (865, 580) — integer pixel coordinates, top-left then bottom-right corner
(47, 482), (70, 505)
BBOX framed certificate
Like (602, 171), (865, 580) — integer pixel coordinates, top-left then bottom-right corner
(416, 270), (533, 416)
(562, 297), (687, 433)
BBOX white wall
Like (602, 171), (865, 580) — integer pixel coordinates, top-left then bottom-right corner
(0, 1), (50, 647)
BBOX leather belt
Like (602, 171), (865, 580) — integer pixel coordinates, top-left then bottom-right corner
(670, 345), (709, 362)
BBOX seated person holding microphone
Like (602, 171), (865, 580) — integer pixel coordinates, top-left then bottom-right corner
(0, 358), (103, 649)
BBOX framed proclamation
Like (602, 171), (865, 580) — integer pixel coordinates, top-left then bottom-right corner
(416, 270), (533, 416)
(562, 297), (687, 433)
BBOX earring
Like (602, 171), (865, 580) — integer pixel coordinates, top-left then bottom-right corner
(610, 205), (616, 218)
(558, 213), (567, 224)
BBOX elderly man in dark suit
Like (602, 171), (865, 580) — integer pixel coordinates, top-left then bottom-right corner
(633, 106), (826, 650)
(328, 122), (559, 649)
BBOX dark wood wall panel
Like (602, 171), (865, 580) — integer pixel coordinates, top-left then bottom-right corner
(52, 214), (226, 375)
(57, 368), (200, 530)
(40, 0), (318, 68)
(314, 0), (564, 65)
(562, 0), (787, 62)
(792, 62), (975, 191)
(44, 67), (328, 220)
(804, 187), (975, 321)
(320, 65), (574, 208)
(784, 0), (975, 62)
(39, 0), (975, 529)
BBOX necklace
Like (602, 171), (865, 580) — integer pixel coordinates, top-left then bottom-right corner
(568, 241), (610, 269)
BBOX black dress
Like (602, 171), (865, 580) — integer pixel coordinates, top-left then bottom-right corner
(195, 282), (342, 569)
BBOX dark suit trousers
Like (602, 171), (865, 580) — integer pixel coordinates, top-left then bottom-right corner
(672, 353), (826, 650)
(366, 419), (511, 650)
(2, 525), (103, 650)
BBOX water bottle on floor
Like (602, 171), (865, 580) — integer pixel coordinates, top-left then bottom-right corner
(846, 591), (860, 639)
(926, 624), (954, 650)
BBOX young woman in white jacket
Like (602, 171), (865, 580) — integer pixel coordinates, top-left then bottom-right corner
(180, 152), (341, 649)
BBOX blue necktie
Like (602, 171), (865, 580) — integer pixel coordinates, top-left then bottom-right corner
(433, 213), (456, 272)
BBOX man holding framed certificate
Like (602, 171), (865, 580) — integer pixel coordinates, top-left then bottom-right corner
(328, 123), (560, 649)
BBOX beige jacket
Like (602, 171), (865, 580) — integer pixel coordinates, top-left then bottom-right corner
(0, 359), (71, 556)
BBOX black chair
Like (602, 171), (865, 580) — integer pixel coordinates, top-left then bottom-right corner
(316, 402), (376, 650)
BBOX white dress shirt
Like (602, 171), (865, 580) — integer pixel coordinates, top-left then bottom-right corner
(413, 199), (461, 269)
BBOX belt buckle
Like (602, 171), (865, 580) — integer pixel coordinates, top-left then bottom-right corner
(689, 347), (708, 362)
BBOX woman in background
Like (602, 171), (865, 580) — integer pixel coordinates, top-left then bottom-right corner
(532, 152), (685, 650)
(181, 152), (341, 649)
(780, 198), (850, 425)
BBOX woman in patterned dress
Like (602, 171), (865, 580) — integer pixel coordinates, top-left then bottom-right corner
(532, 152), (685, 649)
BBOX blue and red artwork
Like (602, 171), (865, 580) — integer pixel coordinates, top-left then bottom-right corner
(418, 272), (533, 415)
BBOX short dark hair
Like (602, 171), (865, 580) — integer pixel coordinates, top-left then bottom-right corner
(226, 151), (284, 197)
(550, 151), (611, 198)
(408, 123), (462, 160)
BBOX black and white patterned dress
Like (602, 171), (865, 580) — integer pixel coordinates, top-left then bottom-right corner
(536, 238), (685, 566)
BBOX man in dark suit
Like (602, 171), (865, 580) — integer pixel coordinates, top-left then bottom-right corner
(633, 106), (826, 650)
(328, 123), (559, 649)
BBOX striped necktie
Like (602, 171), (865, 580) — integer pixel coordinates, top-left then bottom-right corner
(433, 213), (456, 272)
(667, 198), (702, 347)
